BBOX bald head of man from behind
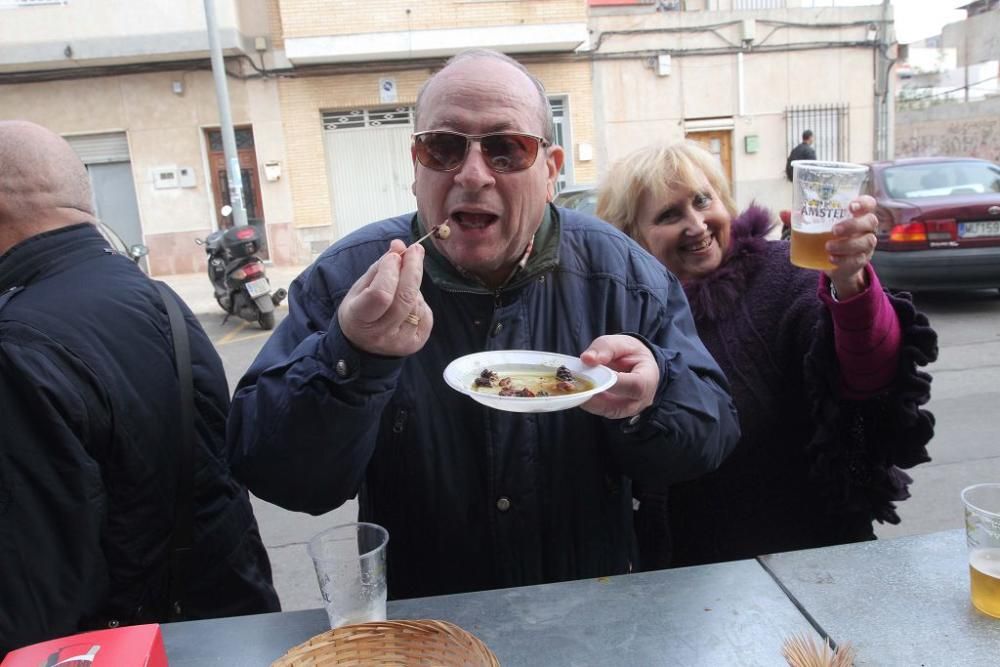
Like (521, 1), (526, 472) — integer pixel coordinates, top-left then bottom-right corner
(0, 120), (97, 254)
(0, 121), (279, 654)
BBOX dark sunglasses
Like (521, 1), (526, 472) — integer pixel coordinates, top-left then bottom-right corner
(412, 130), (550, 174)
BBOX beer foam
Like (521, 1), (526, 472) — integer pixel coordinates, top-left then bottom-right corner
(970, 548), (1000, 576)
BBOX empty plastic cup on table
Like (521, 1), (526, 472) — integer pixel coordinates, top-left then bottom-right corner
(307, 522), (389, 629)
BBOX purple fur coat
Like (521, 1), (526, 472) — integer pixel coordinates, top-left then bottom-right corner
(636, 206), (937, 569)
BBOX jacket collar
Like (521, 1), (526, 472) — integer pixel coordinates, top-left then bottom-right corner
(0, 223), (111, 293)
(411, 204), (561, 295)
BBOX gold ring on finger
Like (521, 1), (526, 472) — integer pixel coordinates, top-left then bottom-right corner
(405, 312), (420, 327)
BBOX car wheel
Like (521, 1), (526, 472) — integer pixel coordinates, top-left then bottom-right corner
(258, 310), (276, 330)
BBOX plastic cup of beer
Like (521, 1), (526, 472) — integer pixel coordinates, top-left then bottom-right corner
(789, 160), (868, 271)
(307, 522), (389, 629)
(962, 483), (1000, 618)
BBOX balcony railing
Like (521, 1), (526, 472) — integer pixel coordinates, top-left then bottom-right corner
(734, 0), (786, 9)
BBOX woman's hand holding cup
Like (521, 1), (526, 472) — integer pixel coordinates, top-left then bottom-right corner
(824, 195), (879, 300)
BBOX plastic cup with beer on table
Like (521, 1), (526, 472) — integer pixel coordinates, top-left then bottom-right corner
(962, 483), (1000, 618)
(789, 160), (868, 271)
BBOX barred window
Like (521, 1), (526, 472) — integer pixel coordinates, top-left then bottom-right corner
(785, 103), (849, 162)
(550, 96), (574, 192)
(207, 128), (256, 152)
(322, 107), (414, 131)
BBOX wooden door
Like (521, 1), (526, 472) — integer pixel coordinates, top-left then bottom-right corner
(206, 127), (268, 258)
(685, 130), (733, 184)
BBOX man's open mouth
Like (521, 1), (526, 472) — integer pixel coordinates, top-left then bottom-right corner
(451, 211), (500, 228)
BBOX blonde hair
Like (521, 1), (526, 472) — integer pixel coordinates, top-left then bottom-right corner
(597, 141), (737, 246)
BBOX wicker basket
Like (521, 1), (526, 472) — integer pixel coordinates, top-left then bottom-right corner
(271, 619), (500, 666)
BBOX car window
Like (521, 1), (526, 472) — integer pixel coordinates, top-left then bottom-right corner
(882, 162), (1000, 199)
(576, 192), (597, 216)
(554, 188), (597, 216)
(861, 170), (875, 196)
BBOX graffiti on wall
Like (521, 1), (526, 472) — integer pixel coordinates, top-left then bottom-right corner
(896, 114), (1000, 163)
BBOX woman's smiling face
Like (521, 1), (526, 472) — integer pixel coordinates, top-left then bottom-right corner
(634, 172), (732, 282)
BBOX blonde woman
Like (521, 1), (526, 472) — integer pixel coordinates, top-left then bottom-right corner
(598, 141), (937, 568)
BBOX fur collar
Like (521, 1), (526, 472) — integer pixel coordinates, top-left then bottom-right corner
(683, 204), (775, 323)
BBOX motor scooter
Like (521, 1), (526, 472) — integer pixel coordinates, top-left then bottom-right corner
(195, 206), (287, 330)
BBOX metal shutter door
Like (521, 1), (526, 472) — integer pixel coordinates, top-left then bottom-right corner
(324, 126), (417, 241)
(64, 132), (131, 164)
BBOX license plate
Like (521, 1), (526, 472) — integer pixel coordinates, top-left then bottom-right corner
(958, 220), (1000, 238)
(245, 277), (271, 298)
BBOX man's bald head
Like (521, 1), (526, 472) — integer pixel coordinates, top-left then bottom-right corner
(0, 121), (95, 250)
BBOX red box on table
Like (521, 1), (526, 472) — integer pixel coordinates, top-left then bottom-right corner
(1, 624), (167, 666)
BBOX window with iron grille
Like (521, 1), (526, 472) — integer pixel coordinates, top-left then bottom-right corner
(785, 104), (849, 162)
(549, 96), (574, 192)
(321, 107), (415, 131)
(207, 128), (256, 152)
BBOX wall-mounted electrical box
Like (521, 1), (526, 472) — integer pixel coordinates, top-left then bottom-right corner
(151, 166), (179, 189)
(178, 166), (196, 188)
(263, 161), (282, 182)
(657, 54), (671, 77)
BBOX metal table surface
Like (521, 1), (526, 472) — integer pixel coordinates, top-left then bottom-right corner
(760, 529), (1000, 666)
(162, 558), (817, 665)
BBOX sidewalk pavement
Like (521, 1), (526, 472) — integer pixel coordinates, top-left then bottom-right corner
(157, 264), (308, 315)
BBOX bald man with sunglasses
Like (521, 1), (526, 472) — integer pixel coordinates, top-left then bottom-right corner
(229, 49), (739, 599)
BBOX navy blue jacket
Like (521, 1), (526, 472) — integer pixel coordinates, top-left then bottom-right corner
(229, 206), (739, 599)
(0, 224), (278, 654)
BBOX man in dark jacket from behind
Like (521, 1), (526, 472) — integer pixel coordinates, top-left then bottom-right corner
(0, 121), (279, 655)
(785, 129), (817, 181)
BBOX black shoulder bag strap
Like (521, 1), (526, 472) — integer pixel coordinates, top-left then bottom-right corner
(153, 281), (194, 622)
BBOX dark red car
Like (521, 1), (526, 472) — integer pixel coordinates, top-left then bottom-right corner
(866, 157), (1000, 292)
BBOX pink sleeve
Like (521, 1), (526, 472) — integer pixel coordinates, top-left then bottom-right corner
(817, 266), (902, 399)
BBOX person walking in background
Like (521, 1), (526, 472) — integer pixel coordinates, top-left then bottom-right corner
(0, 121), (279, 655)
(597, 140), (937, 570)
(786, 129), (817, 181)
(227, 50), (740, 600)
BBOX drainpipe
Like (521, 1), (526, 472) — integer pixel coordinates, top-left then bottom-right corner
(873, 0), (893, 160)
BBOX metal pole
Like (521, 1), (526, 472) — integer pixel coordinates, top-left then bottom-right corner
(203, 0), (248, 228)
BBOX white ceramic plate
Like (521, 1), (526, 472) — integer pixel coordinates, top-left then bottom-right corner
(443, 350), (617, 413)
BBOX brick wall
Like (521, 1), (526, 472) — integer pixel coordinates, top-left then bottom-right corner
(529, 60), (596, 185)
(279, 0), (587, 38)
(267, 0), (285, 49)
